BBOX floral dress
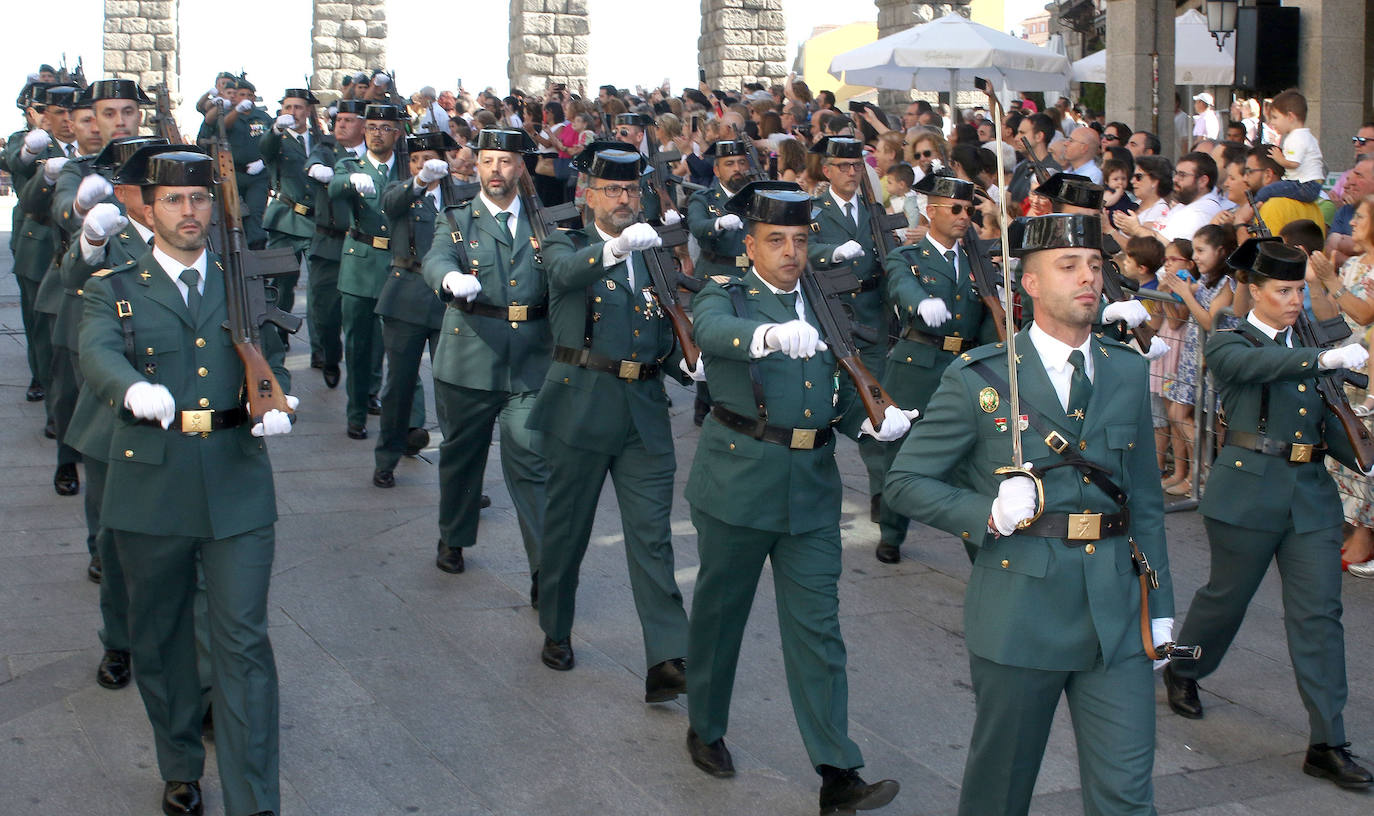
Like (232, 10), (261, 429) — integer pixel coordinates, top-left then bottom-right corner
(1165, 277), (1228, 406)
(1326, 256), (1374, 526)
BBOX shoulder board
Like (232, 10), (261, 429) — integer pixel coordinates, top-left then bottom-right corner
(710, 275), (738, 286)
(1096, 334), (1133, 351)
(90, 268), (114, 278)
(953, 341), (1007, 369)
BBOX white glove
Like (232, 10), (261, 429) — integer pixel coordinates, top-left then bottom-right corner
(75, 173), (114, 212)
(442, 271), (482, 301)
(917, 297), (952, 327)
(82, 202), (128, 243)
(42, 156), (69, 183)
(1320, 342), (1369, 371)
(1151, 617), (1175, 670)
(1144, 336), (1170, 360)
(251, 409), (293, 437)
(275, 114), (296, 132)
(373, 73), (391, 88)
(714, 214), (743, 232)
(990, 472), (1038, 536)
(679, 357), (706, 382)
(1102, 300), (1149, 328)
(22, 128), (51, 156)
(213, 96), (232, 111)
(245, 159), (265, 176)
(416, 158), (449, 184)
(763, 320), (827, 359)
(859, 405), (921, 442)
(831, 240), (865, 264)
(349, 172), (376, 196)
(123, 381), (177, 429)
(307, 163), (334, 184)
(662, 209), (682, 226)
(235, 99), (254, 113)
(607, 222), (662, 255)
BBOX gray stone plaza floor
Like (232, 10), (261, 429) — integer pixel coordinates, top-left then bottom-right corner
(1, 198), (1371, 815)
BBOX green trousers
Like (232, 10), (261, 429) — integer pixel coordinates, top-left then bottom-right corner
(49, 344), (81, 467)
(85, 459), (128, 653)
(960, 651), (1156, 816)
(1175, 519), (1347, 746)
(374, 316), (433, 471)
(16, 274), (44, 385)
(847, 343), (889, 500)
(433, 381), (544, 571)
(538, 430), (688, 668)
(686, 509), (864, 771)
(306, 255), (343, 367)
(264, 233), (308, 347)
(340, 292), (384, 427)
(115, 524), (278, 816)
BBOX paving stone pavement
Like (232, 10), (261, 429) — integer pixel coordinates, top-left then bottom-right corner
(1, 198), (1371, 815)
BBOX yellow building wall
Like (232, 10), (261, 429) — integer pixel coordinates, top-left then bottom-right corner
(799, 21), (879, 104)
(969, 0), (1006, 32)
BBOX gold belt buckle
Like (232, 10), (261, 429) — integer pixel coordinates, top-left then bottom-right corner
(1067, 513), (1102, 540)
(180, 409), (213, 433)
(735, 255), (750, 268)
(942, 335), (963, 353)
(115, 299), (133, 318)
(618, 360), (642, 380)
(508, 304), (528, 321)
(372, 236), (390, 249)
(789, 428), (817, 450)
(1044, 430), (1069, 454)
(1289, 443), (1314, 463)
(293, 203), (310, 215)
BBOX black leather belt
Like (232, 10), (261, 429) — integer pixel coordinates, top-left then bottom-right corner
(711, 406), (834, 450)
(348, 228), (390, 249)
(858, 275), (882, 292)
(461, 300), (547, 321)
(270, 191), (314, 217)
(1227, 430), (1326, 464)
(701, 250), (750, 269)
(316, 226), (346, 239)
(137, 407), (249, 434)
(553, 346), (660, 381)
(902, 326), (977, 353)
(1017, 508), (1131, 543)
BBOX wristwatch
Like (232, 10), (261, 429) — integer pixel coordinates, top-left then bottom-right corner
(1331, 286), (1349, 299)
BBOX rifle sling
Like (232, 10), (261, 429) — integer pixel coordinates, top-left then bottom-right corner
(725, 281), (768, 421)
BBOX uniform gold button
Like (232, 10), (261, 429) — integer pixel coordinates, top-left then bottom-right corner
(1298, 384), (1306, 392)
(633, 329), (640, 336)
(1084, 544), (1096, 555)
(631, 352), (638, 359)
(961, 531), (970, 538)
(198, 398), (209, 408)
(1301, 360), (1309, 367)
(454, 327), (460, 334)
(729, 442), (736, 450)
(804, 380), (812, 389)
(1299, 407), (1307, 416)
(197, 367), (208, 377)
(1000, 559), (1009, 568)
(1083, 475), (1091, 484)
(906, 356), (913, 362)
(195, 337), (206, 348)
(1294, 431), (1302, 439)
(595, 296), (602, 303)
(733, 338), (740, 347)
(955, 294), (961, 300)
(1234, 460), (1243, 467)
(955, 314), (961, 319)
(804, 409), (812, 417)
(124, 450), (133, 458)
(510, 322), (518, 328)
(146, 347), (154, 356)
(509, 279), (517, 286)
(1078, 441), (1087, 450)
(563, 377), (569, 383)
(76, 288), (82, 295)
(634, 306), (641, 312)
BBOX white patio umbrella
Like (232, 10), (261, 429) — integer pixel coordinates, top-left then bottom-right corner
(1071, 10), (1235, 85)
(828, 12), (1073, 95)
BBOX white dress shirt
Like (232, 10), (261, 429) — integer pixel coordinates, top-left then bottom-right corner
(478, 191), (521, 237)
(1029, 322), (1094, 412)
(829, 187), (859, 227)
(151, 245), (208, 307)
(1246, 311), (1292, 346)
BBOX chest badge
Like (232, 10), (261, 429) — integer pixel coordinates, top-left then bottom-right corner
(606, 279), (616, 290)
(469, 240), (479, 249)
(979, 387), (1000, 413)
(1018, 415), (1029, 431)
(994, 417), (1007, 432)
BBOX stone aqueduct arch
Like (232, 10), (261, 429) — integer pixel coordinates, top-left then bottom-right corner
(103, 0), (970, 109)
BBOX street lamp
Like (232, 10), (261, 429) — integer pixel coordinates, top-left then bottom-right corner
(1204, 0), (1238, 51)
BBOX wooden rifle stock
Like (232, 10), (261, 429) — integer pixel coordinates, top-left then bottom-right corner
(963, 226), (1007, 342)
(1294, 313), (1374, 471)
(799, 266), (895, 427)
(151, 55), (183, 144)
(639, 220), (700, 369)
(837, 354), (894, 428)
(1101, 259), (1156, 349)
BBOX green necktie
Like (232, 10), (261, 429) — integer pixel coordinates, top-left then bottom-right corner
(180, 268), (202, 323)
(776, 291), (798, 312)
(495, 211), (512, 276)
(1067, 348), (1092, 421)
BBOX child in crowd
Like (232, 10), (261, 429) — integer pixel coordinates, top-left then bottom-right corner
(1255, 88), (1325, 205)
(1158, 238), (1198, 495)
(1119, 235), (1173, 474)
(885, 163), (915, 215)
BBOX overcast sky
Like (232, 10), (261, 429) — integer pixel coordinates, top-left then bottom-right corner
(3, 0), (1048, 129)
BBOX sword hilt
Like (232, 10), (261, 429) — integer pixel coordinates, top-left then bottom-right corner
(992, 465), (1045, 529)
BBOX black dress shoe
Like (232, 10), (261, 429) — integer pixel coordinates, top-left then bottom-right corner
(540, 636), (575, 671)
(870, 494), (882, 524)
(322, 364), (341, 388)
(310, 352), (324, 369)
(404, 427), (430, 455)
(1303, 742), (1374, 789)
(529, 570), (539, 609)
(480, 493), (492, 509)
(43, 418), (57, 439)
(346, 424), (368, 440)
(686, 728), (734, 777)
(875, 542), (900, 564)
(1162, 663), (1203, 719)
(54, 462), (79, 496)
(646, 657), (687, 703)
(26, 379), (45, 401)
(87, 553), (102, 583)
(435, 543), (465, 574)
(818, 766), (900, 815)
(372, 469), (395, 488)
(96, 649), (130, 689)
(367, 394), (382, 415)
(162, 780), (203, 815)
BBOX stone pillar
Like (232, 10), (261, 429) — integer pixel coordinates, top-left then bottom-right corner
(874, 2), (971, 117)
(1288, 0), (1368, 173)
(1105, 0), (1175, 159)
(508, 0), (590, 97)
(102, 0), (178, 97)
(699, 0), (788, 91)
(311, 0), (388, 101)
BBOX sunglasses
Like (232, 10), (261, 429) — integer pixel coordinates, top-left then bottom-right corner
(1102, 133), (1120, 142)
(1355, 136), (1371, 146)
(928, 203), (970, 215)
(915, 149), (935, 158)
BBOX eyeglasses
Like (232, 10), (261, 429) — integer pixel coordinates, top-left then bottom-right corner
(1242, 166), (1263, 175)
(1354, 136), (1371, 146)
(365, 124), (397, 134)
(915, 149), (935, 159)
(1172, 169), (1195, 179)
(615, 128), (634, 138)
(1101, 133), (1120, 142)
(1132, 172), (1148, 181)
(928, 203), (970, 215)
(828, 161), (864, 173)
(589, 184), (642, 199)
(155, 192), (215, 210)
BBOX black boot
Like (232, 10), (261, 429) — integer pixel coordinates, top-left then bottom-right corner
(1162, 663), (1203, 719)
(645, 657), (687, 703)
(818, 765), (899, 815)
(1303, 742), (1374, 789)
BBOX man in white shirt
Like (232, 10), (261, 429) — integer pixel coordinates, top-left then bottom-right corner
(1192, 92), (1221, 143)
(1117, 152), (1222, 244)
(1064, 126), (1104, 184)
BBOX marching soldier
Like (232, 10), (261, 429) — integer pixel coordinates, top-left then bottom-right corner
(686, 139), (752, 282)
(610, 112), (667, 222)
(304, 98), (368, 386)
(372, 129), (461, 487)
(806, 136), (888, 524)
(884, 213), (1176, 816)
(875, 172), (998, 562)
(1162, 238), (1373, 790)
(529, 142), (691, 695)
(221, 76), (273, 249)
(4, 81), (49, 261)
(260, 87), (322, 335)
(420, 128), (560, 579)
(329, 103), (405, 439)
(683, 181), (908, 815)
(79, 148), (292, 816)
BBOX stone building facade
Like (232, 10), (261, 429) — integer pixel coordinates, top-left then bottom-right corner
(310, 0), (388, 102)
(508, 0), (591, 97)
(698, 0), (789, 90)
(102, 0), (179, 99)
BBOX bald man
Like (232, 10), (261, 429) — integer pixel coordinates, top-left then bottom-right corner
(1064, 126), (1103, 184)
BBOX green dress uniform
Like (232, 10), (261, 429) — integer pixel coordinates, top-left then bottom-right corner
(79, 248), (285, 816)
(373, 175), (446, 472)
(329, 150), (401, 429)
(305, 134), (362, 371)
(688, 179), (750, 280)
(226, 104), (274, 248)
(420, 180), (563, 570)
(530, 223), (690, 670)
(884, 328), (1172, 816)
(259, 124), (317, 321)
(11, 136), (63, 402)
